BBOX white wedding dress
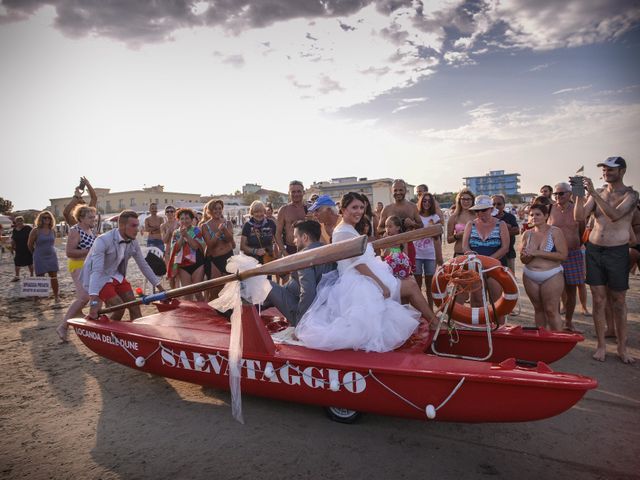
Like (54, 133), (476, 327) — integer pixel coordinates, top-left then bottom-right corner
(295, 223), (421, 352)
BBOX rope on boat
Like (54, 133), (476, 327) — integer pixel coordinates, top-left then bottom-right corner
(105, 336), (466, 420)
(369, 370), (466, 420)
(109, 332), (161, 368)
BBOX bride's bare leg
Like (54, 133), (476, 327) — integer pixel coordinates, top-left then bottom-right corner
(400, 279), (437, 326)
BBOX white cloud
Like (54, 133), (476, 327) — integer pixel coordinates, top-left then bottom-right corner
(552, 85), (592, 95)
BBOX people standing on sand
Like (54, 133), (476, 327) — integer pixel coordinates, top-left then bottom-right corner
(575, 156), (638, 364)
(144, 203), (165, 253)
(414, 192), (442, 307)
(63, 177), (99, 230)
(548, 182), (586, 332)
(447, 188), (475, 257)
(83, 210), (164, 320)
(308, 195), (339, 244)
(264, 220), (335, 326)
(167, 208), (206, 301)
(295, 192), (437, 352)
(202, 199), (235, 279)
(520, 204), (568, 331)
(27, 211), (60, 303)
(463, 195), (510, 324)
(241, 201), (277, 264)
(56, 205), (97, 342)
(10, 216), (33, 281)
(275, 181), (307, 256)
(492, 195), (519, 273)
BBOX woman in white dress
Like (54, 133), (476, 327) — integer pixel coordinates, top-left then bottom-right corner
(296, 192), (438, 352)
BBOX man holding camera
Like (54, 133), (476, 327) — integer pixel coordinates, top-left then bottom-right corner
(574, 157), (637, 364)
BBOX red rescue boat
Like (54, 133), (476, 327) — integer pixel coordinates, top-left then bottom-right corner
(68, 301), (596, 423)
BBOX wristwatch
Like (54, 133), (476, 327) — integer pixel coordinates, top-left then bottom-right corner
(89, 300), (100, 307)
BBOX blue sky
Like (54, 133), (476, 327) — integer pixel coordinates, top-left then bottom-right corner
(1, 0), (638, 210)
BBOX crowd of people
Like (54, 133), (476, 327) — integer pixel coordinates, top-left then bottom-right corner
(4, 157), (638, 363)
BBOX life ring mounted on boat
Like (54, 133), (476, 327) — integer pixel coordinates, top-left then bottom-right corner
(431, 254), (519, 325)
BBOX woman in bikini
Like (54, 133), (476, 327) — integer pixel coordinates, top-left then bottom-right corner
(167, 208), (206, 301)
(520, 203), (568, 331)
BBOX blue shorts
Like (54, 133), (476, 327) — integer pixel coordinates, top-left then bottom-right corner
(415, 258), (436, 276)
(147, 238), (165, 253)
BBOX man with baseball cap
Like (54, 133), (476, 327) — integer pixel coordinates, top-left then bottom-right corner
(575, 156), (637, 363)
(308, 195), (340, 243)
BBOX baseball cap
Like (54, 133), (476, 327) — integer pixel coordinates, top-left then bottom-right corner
(308, 195), (336, 212)
(597, 156), (627, 169)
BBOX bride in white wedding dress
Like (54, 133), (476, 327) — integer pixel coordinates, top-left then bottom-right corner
(295, 192), (437, 352)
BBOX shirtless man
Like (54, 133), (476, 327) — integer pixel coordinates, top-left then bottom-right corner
(549, 182), (584, 332)
(378, 179), (422, 235)
(144, 203), (165, 252)
(574, 157), (638, 363)
(540, 185), (553, 201)
(160, 205), (178, 287)
(275, 181), (307, 256)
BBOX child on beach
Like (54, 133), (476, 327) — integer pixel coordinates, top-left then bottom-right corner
(382, 216), (412, 280)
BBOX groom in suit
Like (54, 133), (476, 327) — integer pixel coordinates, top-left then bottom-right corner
(265, 220), (336, 326)
(82, 210), (164, 320)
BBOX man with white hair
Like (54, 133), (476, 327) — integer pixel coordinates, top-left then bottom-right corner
(308, 195), (339, 243)
(549, 182), (584, 332)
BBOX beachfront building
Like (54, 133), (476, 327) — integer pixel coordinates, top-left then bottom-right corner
(463, 170), (521, 196)
(49, 185), (204, 217)
(307, 177), (413, 206)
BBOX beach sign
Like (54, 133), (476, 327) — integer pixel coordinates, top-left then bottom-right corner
(20, 277), (51, 297)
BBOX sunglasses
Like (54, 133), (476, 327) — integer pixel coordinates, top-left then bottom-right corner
(475, 208), (491, 213)
(461, 197), (473, 202)
(166, 210), (175, 213)
(492, 203), (503, 206)
(553, 192), (568, 196)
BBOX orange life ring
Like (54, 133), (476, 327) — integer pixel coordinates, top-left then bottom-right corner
(431, 255), (518, 325)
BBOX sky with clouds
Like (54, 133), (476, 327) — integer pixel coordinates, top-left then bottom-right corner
(1, 0), (639, 210)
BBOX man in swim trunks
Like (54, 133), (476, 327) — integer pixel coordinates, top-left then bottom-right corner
(83, 210), (164, 321)
(549, 182), (585, 332)
(144, 202), (165, 252)
(575, 157), (638, 363)
(275, 181), (307, 256)
(264, 220), (335, 326)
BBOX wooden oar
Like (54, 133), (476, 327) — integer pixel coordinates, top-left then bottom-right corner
(99, 234), (368, 314)
(371, 225), (442, 250)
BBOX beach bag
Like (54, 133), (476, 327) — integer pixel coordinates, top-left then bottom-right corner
(145, 247), (167, 276)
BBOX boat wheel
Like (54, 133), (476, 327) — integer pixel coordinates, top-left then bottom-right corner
(324, 406), (362, 424)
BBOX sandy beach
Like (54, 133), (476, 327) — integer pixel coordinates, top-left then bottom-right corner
(0, 236), (639, 480)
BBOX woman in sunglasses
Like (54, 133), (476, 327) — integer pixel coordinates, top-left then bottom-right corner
(462, 195), (510, 324)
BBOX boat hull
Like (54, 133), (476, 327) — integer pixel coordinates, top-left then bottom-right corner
(68, 304), (596, 423)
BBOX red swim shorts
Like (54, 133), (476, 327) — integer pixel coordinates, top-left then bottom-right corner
(99, 278), (132, 302)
